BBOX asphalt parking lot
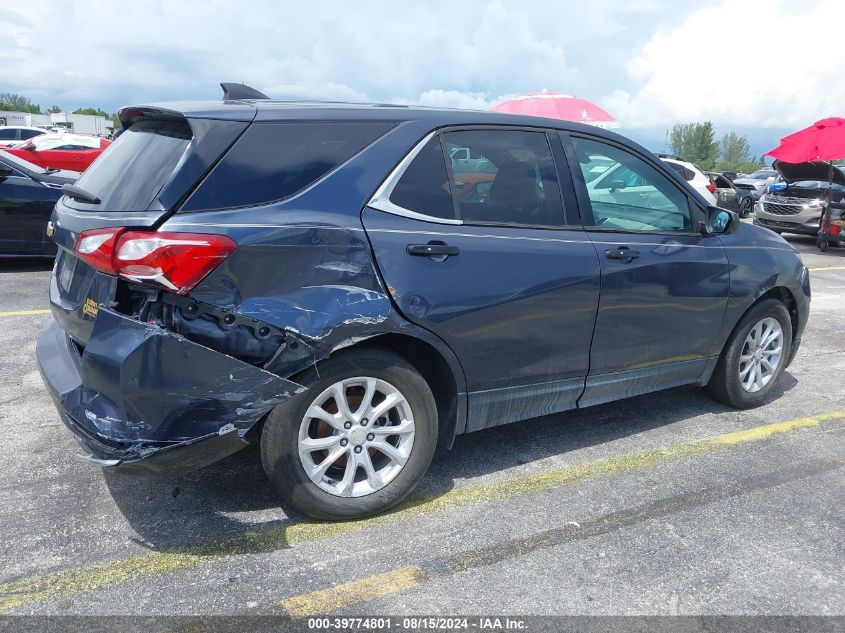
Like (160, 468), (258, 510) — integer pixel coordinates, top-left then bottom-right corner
(0, 234), (843, 620)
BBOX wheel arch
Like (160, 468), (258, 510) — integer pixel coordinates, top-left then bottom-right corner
(353, 332), (467, 449)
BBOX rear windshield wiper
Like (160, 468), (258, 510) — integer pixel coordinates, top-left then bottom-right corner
(61, 184), (101, 204)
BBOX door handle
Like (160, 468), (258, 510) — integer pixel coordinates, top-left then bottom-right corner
(407, 243), (460, 257)
(605, 247), (640, 261)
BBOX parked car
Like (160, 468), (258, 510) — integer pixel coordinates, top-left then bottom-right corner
(0, 152), (79, 257)
(38, 87), (809, 519)
(705, 171), (740, 213)
(2, 133), (111, 172)
(733, 168), (778, 204)
(721, 170), (743, 182)
(656, 155), (718, 204)
(754, 161), (845, 245)
(0, 125), (48, 148)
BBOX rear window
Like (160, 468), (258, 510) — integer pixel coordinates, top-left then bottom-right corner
(66, 119), (191, 211)
(183, 121), (394, 211)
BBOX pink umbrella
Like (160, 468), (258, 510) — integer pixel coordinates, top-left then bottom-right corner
(491, 90), (618, 128)
(766, 117), (845, 163)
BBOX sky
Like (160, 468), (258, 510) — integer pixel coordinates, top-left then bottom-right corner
(2, 0), (843, 156)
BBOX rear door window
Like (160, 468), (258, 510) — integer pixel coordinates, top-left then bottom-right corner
(183, 121), (395, 210)
(66, 118), (192, 211)
(443, 129), (564, 227)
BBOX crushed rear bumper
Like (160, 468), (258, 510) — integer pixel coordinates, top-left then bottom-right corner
(37, 308), (303, 474)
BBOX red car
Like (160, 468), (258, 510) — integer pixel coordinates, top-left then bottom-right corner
(2, 133), (111, 172)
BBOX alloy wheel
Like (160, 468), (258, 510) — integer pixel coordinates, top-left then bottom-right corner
(297, 377), (415, 497)
(738, 317), (783, 393)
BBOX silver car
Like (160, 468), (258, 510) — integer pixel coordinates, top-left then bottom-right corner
(754, 179), (845, 241)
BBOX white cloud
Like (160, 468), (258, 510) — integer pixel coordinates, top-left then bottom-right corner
(0, 0), (586, 110)
(605, 0), (845, 128)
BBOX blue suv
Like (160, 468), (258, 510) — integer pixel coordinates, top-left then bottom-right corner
(38, 84), (810, 519)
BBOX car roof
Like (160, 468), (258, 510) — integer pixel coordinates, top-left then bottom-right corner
(118, 98), (633, 144)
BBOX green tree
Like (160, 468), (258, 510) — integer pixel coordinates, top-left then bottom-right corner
(0, 92), (41, 114)
(668, 122), (718, 169)
(73, 107), (111, 118)
(47, 105), (62, 114)
(718, 132), (750, 165)
(713, 132), (763, 173)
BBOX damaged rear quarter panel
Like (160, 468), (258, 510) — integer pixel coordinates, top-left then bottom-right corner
(55, 309), (303, 451)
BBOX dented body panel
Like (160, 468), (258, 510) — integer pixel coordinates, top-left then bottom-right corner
(38, 309), (302, 472)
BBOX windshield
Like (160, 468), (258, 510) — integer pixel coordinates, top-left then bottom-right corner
(66, 118), (191, 212)
(789, 180), (845, 191)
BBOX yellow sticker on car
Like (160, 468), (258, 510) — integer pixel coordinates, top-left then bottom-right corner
(82, 298), (99, 318)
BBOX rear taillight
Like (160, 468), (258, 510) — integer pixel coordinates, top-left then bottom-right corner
(706, 184), (717, 194)
(74, 228), (236, 295)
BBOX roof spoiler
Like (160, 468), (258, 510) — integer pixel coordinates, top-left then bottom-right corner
(221, 82), (269, 100)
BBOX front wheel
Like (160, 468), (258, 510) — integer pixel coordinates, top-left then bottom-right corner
(261, 348), (438, 520)
(706, 299), (792, 408)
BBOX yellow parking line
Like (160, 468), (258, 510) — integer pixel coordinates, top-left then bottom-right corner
(275, 454), (844, 617)
(282, 567), (432, 618)
(809, 265), (845, 272)
(0, 309), (50, 317)
(0, 410), (842, 611)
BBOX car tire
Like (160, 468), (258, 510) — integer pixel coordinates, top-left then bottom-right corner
(260, 348), (438, 520)
(706, 299), (792, 409)
(738, 197), (753, 218)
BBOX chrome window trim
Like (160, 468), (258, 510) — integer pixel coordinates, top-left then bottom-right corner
(366, 130), (463, 226)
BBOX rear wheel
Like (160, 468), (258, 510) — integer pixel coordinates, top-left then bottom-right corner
(738, 197), (753, 218)
(706, 299), (792, 408)
(261, 348), (438, 520)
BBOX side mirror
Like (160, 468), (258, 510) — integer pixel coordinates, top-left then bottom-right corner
(703, 205), (739, 235)
(0, 166), (12, 181)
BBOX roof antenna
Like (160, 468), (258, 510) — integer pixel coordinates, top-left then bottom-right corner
(220, 82), (270, 100)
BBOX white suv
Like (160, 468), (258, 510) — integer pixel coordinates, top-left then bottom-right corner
(658, 155), (717, 205)
(0, 126), (48, 148)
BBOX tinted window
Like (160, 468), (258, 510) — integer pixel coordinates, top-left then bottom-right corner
(0, 129), (16, 140)
(185, 121), (394, 210)
(574, 137), (693, 233)
(20, 129), (43, 140)
(664, 161), (694, 181)
(67, 119), (191, 211)
(389, 137), (454, 219)
(443, 130), (563, 227)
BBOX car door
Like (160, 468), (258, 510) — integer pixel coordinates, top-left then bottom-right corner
(38, 146), (76, 171)
(363, 127), (601, 432)
(563, 133), (730, 407)
(0, 164), (55, 254)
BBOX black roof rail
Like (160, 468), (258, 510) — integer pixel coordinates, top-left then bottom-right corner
(220, 82), (269, 100)
(656, 153), (684, 161)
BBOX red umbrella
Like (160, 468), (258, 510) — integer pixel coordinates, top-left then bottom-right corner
(491, 90), (618, 128)
(766, 117), (845, 162)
